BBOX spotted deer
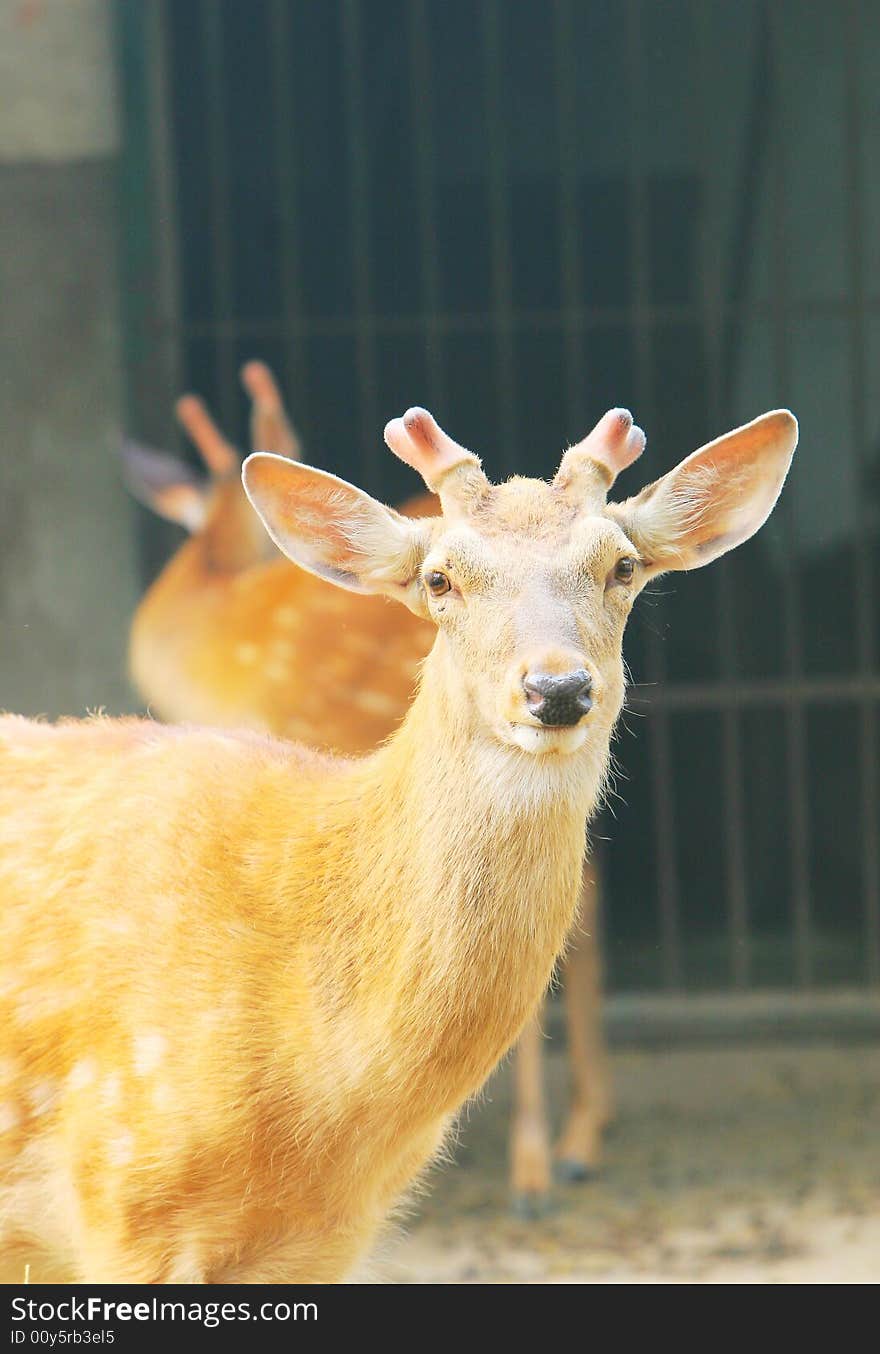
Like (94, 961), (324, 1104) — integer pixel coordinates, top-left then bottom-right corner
(0, 401), (797, 1282)
(125, 363), (610, 1209)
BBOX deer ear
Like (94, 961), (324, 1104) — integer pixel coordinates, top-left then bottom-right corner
(121, 441), (209, 532)
(611, 410), (798, 573)
(242, 454), (433, 616)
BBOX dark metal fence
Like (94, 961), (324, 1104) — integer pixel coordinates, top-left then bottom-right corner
(118, 0), (880, 996)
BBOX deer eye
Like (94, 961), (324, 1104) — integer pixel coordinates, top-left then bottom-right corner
(613, 556), (637, 584)
(425, 570), (451, 597)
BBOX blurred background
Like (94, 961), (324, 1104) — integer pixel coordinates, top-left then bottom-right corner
(1, 0), (879, 1280)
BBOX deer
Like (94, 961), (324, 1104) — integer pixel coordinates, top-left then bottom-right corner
(125, 363), (611, 1212)
(0, 401), (797, 1282)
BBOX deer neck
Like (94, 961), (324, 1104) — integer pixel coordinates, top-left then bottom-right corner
(343, 639), (607, 1106)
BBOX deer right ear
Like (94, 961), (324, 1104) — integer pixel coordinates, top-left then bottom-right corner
(611, 410), (798, 574)
(121, 441), (209, 532)
(242, 454), (433, 616)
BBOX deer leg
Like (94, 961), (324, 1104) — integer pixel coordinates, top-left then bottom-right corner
(554, 857), (613, 1180)
(509, 1004), (552, 1218)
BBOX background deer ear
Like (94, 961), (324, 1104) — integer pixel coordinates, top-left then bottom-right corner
(242, 453), (432, 616)
(121, 441), (209, 532)
(610, 410), (798, 574)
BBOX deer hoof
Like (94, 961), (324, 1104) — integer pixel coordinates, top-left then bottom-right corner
(510, 1190), (554, 1221)
(554, 1157), (600, 1184)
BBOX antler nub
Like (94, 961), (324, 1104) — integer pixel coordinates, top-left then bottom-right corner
(384, 408), (488, 515)
(241, 361), (301, 460)
(384, 408), (470, 483)
(175, 395), (239, 478)
(554, 407), (646, 501)
(587, 408), (646, 478)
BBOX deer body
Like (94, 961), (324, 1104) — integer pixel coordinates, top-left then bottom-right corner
(0, 655), (597, 1283)
(1, 400), (796, 1281)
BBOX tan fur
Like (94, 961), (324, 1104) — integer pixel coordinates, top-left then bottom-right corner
(1, 396), (796, 1282)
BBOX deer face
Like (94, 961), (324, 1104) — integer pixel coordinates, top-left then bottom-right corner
(243, 405), (797, 759)
(406, 477), (640, 755)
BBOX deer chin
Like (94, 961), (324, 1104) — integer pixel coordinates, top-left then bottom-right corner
(506, 722), (590, 756)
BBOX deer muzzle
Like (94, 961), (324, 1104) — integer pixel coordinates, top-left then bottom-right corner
(522, 669), (593, 727)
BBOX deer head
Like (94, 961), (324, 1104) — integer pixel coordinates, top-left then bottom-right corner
(122, 362), (301, 570)
(243, 406), (797, 759)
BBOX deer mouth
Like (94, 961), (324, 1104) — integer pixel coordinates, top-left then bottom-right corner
(506, 722), (590, 756)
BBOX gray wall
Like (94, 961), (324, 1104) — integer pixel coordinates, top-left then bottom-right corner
(0, 0), (138, 717)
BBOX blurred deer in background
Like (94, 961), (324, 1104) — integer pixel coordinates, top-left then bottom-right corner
(0, 401), (797, 1282)
(127, 364), (435, 757)
(125, 363), (611, 1212)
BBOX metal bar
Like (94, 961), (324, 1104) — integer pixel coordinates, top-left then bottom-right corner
(147, 0), (183, 443)
(162, 293), (880, 341)
(115, 0), (185, 584)
(719, 0), (773, 410)
(843, 0), (880, 986)
(199, 0), (237, 431)
(552, 0), (587, 436)
(408, 0), (447, 413)
(768, 6), (812, 989)
(694, 0), (750, 989)
(628, 675), (880, 711)
(482, 0), (518, 475)
(625, 0), (682, 991)
(267, 0), (309, 433)
(339, 0), (379, 483)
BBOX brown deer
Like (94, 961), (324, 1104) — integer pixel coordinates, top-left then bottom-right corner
(125, 363), (610, 1210)
(0, 401), (797, 1282)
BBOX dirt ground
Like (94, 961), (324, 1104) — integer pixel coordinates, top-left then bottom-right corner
(378, 1039), (880, 1284)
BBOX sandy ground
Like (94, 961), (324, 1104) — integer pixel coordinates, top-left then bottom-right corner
(378, 1040), (880, 1284)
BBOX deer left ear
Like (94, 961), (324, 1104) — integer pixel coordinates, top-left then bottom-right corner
(121, 441), (210, 532)
(609, 410), (798, 574)
(242, 453), (433, 616)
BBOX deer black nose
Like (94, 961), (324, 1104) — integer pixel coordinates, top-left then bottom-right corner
(522, 669), (593, 727)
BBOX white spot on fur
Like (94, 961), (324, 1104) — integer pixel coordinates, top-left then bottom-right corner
(235, 642), (260, 666)
(155, 894), (181, 924)
(16, 989), (72, 1022)
(28, 940), (60, 969)
(151, 1081), (173, 1113)
(100, 1074), (121, 1109)
(107, 1131), (134, 1167)
(166, 1243), (204, 1283)
(355, 690), (398, 717)
(265, 661), (290, 684)
(27, 1080), (57, 1117)
(274, 606), (299, 629)
(67, 1058), (97, 1093)
(270, 637), (295, 660)
(100, 913), (134, 938)
(341, 631), (377, 654)
(133, 1032), (166, 1076)
(0, 1102), (21, 1133)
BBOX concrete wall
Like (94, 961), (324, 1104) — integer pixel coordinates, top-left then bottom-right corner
(0, 0), (138, 717)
